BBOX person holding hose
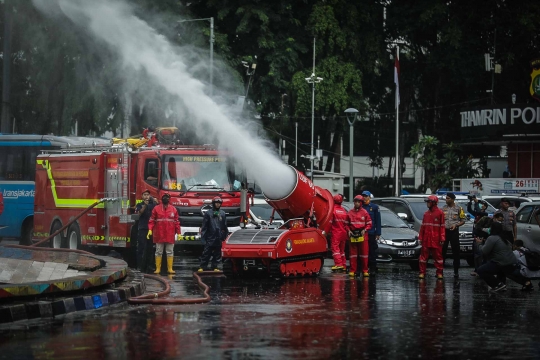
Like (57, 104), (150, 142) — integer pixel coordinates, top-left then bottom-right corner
(148, 193), (180, 274)
(347, 195), (372, 278)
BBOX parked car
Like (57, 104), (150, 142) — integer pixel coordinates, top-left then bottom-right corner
(482, 195), (540, 211)
(515, 201), (540, 252)
(401, 194), (497, 220)
(371, 197), (476, 267)
(247, 198), (284, 229)
(341, 203), (421, 270)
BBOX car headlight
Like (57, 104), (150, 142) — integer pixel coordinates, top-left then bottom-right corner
(377, 237), (392, 245)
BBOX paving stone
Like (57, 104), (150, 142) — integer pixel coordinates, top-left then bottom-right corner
(0, 270), (14, 282)
(83, 296), (94, 310)
(73, 297), (86, 311)
(54, 263), (69, 271)
(0, 307), (13, 323)
(106, 290), (115, 304)
(25, 303), (41, 319)
(10, 304), (28, 322)
(52, 299), (66, 316)
(64, 298), (76, 314)
(38, 302), (53, 318)
(43, 262), (57, 269)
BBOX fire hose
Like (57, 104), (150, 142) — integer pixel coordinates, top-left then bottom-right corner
(5, 197), (224, 305)
(127, 271), (225, 305)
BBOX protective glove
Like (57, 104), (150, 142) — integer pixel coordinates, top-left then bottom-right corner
(147, 230), (153, 239)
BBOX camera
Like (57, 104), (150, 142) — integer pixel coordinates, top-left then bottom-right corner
(467, 194), (476, 201)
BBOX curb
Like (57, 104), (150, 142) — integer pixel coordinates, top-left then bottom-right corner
(0, 269), (145, 324)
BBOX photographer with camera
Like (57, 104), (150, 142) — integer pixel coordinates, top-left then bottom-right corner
(467, 195), (489, 276)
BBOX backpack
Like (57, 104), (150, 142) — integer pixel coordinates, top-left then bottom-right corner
(522, 249), (540, 271)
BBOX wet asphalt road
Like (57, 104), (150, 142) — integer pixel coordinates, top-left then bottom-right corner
(1, 255), (540, 359)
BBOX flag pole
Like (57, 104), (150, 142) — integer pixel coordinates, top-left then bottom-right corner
(394, 45), (399, 197)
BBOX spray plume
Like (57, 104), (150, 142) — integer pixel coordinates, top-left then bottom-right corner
(32, 0), (296, 199)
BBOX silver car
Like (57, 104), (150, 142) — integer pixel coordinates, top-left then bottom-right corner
(515, 202), (540, 252)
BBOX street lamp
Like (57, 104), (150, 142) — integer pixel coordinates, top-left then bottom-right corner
(305, 73), (323, 180)
(177, 17), (214, 96)
(241, 57), (257, 111)
(344, 108), (359, 202)
(304, 38), (323, 181)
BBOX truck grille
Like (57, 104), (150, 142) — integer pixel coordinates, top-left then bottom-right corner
(177, 206), (241, 227)
(227, 229), (287, 244)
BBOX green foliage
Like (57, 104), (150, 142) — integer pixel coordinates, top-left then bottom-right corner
(410, 135), (480, 191)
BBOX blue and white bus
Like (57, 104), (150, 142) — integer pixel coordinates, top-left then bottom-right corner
(0, 134), (110, 244)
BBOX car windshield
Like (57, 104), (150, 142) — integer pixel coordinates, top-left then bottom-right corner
(251, 204), (283, 221)
(381, 210), (409, 228)
(454, 199), (496, 215)
(161, 155), (243, 192)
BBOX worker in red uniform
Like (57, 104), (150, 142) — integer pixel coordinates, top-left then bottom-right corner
(418, 195), (446, 279)
(148, 193), (181, 274)
(330, 194), (349, 272)
(347, 195), (372, 277)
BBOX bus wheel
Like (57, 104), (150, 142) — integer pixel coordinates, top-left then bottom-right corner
(19, 218), (33, 246)
(50, 221), (65, 249)
(67, 223), (81, 250)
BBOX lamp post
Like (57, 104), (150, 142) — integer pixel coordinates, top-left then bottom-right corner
(305, 38), (322, 181)
(345, 108), (359, 202)
(177, 17), (214, 96)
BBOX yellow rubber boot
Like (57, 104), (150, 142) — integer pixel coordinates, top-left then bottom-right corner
(154, 256), (162, 274)
(167, 256), (176, 274)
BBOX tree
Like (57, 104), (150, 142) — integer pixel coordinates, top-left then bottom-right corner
(409, 135), (480, 192)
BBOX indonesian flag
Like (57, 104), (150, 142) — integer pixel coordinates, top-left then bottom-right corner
(394, 49), (400, 108)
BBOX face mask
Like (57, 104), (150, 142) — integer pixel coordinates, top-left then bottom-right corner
(162, 198), (170, 205)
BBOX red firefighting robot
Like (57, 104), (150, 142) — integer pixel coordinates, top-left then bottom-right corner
(418, 195), (446, 279)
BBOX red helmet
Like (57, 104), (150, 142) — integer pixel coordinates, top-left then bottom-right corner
(212, 196), (223, 204)
(424, 195), (439, 204)
(353, 195), (364, 203)
(333, 194), (343, 204)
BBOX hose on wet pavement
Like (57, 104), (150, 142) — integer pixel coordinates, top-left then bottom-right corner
(127, 271), (225, 305)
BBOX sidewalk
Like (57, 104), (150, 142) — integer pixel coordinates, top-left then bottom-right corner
(0, 246), (145, 323)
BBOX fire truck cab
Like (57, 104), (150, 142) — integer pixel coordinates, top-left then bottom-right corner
(33, 140), (246, 254)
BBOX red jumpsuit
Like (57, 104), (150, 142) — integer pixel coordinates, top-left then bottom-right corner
(330, 204), (350, 268)
(148, 204), (181, 243)
(418, 207), (445, 276)
(348, 207), (372, 274)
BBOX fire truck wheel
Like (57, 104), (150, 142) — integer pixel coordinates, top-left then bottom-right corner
(50, 221), (65, 249)
(67, 223), (81, 250)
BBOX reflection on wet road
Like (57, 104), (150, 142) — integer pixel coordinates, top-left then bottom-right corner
(1, 256), (540, 359)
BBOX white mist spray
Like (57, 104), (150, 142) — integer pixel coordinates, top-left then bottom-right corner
(33, 0), (297, 199)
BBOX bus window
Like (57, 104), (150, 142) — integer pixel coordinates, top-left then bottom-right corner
(0, 146), (40, 181)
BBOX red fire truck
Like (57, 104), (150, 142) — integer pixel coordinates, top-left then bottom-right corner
(32, 129), (246, 254)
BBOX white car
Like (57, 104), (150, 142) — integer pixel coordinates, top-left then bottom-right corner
(248, 198), (284, 228)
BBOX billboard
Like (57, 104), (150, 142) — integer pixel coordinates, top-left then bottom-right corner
(459, 178), (540, 197)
